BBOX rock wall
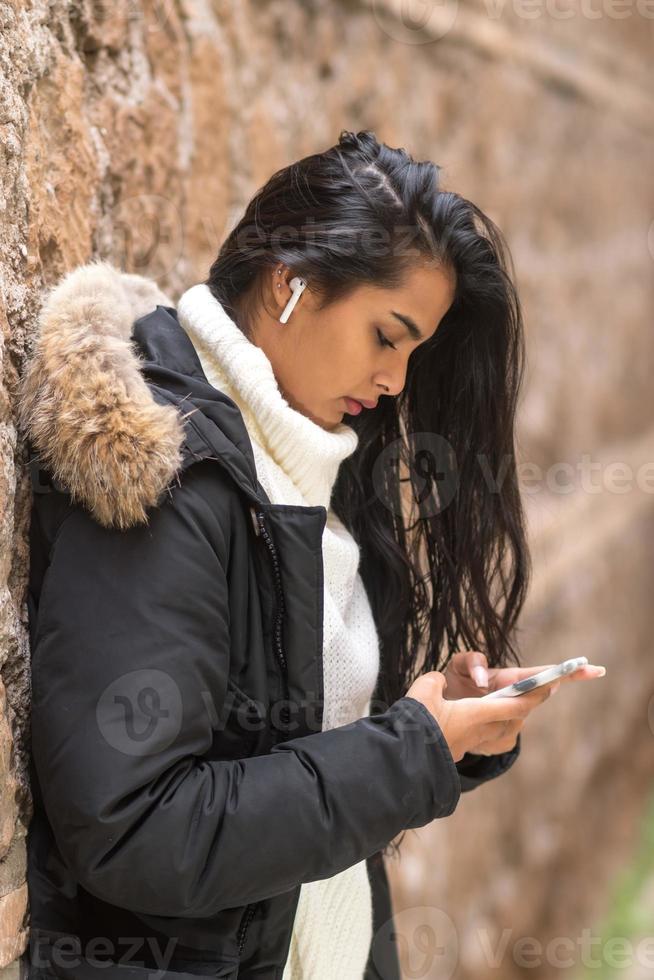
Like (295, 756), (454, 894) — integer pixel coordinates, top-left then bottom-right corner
(1, 0), (652, 975)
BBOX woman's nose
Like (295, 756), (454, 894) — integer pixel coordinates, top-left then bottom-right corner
(377, 370), (406, 398)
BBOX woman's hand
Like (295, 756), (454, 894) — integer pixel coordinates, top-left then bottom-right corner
(404, 671), (552, 762)
(405, 652), (607, 761)
(442, 649), (606, 701)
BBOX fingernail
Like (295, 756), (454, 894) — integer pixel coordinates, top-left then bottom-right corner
(594, 667), (606, 676)
(472, 666), (489, 688)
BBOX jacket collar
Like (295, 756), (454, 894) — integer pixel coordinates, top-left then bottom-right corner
(18, 260), (266, 530)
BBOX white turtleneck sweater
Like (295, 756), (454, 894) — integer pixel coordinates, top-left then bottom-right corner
(176, 284), (381, 979)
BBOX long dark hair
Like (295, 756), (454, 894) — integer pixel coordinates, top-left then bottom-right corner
(206, 128), (531, 781)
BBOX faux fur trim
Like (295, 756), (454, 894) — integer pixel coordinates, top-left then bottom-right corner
(18, 260), (189, 530)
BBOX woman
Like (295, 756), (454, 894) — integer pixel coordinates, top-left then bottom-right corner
(19, 130), (603, 980)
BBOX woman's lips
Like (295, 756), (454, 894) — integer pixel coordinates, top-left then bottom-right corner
(343, 396), (363, 415)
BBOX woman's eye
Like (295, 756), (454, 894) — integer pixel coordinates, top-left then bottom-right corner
(376, 328), (397, 351)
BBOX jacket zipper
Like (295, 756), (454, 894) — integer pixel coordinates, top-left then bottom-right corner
(236, 901), (257, 957)
(249, 507), (290, 717)
(238, 508), (291, 956)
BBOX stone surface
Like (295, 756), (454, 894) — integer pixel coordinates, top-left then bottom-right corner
(1, 0), (652, 973)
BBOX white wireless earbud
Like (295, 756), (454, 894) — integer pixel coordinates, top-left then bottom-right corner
(279, 277), (307, 324)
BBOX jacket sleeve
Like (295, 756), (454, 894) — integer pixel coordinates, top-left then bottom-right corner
(455, 734), (521, 792)
(29, 462), (462, 919)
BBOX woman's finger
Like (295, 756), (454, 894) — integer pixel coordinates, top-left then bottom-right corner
(553, 664), (606, 683)
(459, 649), (489, 688)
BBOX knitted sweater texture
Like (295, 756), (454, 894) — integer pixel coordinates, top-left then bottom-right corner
(176, 284), (381, 979)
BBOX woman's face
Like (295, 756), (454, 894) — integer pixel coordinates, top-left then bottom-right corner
(249, 262), (456, 431)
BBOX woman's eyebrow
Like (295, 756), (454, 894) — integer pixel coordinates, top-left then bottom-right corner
(389, 311), (424, 341)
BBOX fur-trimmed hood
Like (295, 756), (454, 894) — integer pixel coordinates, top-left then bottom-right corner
(18, 260), (260, 530)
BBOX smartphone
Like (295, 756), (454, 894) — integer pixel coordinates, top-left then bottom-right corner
(480, 656), (589, 699)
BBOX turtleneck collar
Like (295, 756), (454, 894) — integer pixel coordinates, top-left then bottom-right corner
(176, 283), (359, 508)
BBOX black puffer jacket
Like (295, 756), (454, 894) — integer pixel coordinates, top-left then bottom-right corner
(19, 263), (521, 980)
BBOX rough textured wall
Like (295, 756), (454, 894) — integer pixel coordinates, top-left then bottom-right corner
(1, 0), (652, 976)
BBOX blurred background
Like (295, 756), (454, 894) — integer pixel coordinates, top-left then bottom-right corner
(1, 1), (653, 977)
